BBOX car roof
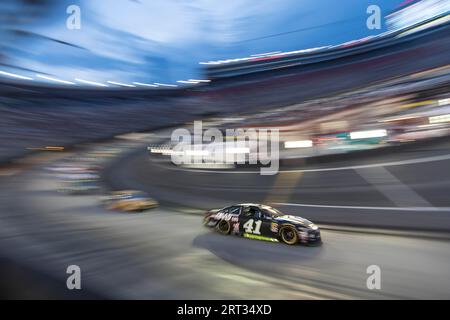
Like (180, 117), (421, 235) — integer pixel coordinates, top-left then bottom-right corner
(237, 203), (263, 207)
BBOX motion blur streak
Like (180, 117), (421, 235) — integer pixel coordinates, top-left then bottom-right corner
(1, 0), (450, 299)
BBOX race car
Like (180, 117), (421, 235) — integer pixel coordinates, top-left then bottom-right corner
(101, 190), (159, 212)
(203, 203), (321, 245)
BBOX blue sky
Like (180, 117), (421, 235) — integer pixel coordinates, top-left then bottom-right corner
(0, 0), (401, 86)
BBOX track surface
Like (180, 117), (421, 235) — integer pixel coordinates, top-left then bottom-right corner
(1, 137), (450, 299)
(104, 135), (450, 231)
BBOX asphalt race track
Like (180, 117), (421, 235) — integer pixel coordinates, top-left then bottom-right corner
(104, 135), (450, 231)
(1, 136), (450, 299)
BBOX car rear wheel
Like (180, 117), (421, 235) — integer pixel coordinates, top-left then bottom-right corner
(217, 220), (231, 235)
(280, 226), (298, 245)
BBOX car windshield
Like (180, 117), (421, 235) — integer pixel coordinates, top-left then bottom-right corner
(261, 206), (283, 217)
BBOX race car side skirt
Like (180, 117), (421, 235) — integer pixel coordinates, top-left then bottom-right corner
(243, 233), (279, 242)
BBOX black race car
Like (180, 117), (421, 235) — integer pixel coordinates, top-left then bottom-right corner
(203, 203), (321, 245)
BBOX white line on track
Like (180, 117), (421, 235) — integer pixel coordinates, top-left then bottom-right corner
(160, 153), (450, 174)
(273, 202), (450, 212)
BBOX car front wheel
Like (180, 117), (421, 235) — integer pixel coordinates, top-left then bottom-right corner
(279, 226), (298, 245)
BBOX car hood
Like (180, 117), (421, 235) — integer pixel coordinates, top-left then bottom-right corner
(274, 215), (313, 227)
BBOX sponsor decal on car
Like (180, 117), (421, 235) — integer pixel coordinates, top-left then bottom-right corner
(233, 222), (240, 233)
(213, 212), (239, 221)
(270, 222), (278, 233)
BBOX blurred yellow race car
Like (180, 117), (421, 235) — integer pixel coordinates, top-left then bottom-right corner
(101, 190), (158, 212)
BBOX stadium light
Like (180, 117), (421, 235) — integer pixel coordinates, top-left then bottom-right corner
(133, 82), (158, 87)
(36, 74), (75, 85)
(0, 70), (33, 81)
(188, 79), (211, 83)
(250, 51), (282, 57)
(349, 129), (387, 140)
(177, 80), (199, 84)
(154, 83), (178, 87)
(284, 140), (313, 148)
(107, 81), (136, 88)
(429, 114), (450, 124)
(75, 78), (108, 87)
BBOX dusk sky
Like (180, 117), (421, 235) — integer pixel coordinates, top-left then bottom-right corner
(0, 0), (402, 86)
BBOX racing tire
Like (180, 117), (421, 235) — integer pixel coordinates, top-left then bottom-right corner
(217, 220), (231, 235)
(279, 225), (298, 245)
